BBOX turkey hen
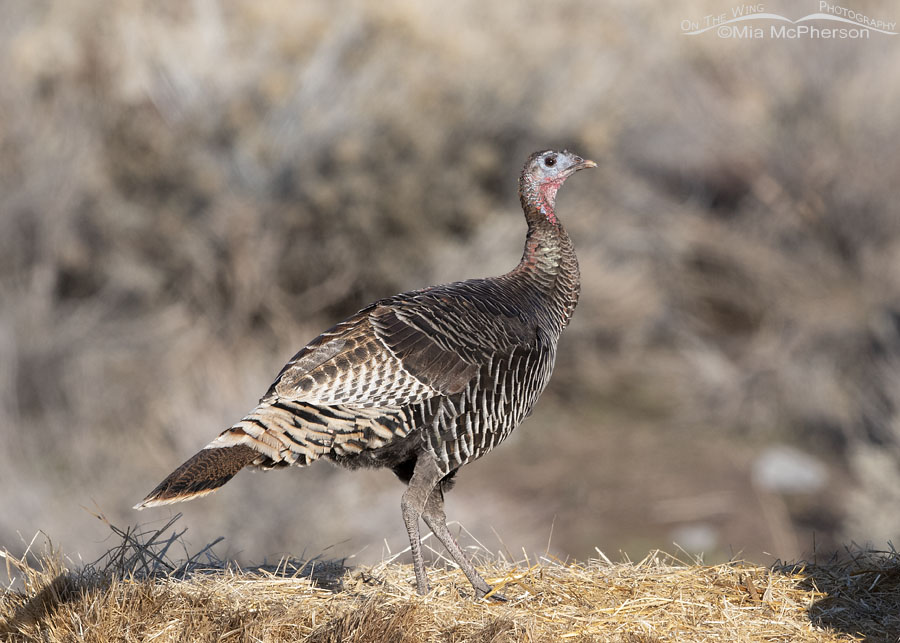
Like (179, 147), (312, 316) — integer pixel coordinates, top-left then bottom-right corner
(135, 149), (595, 599)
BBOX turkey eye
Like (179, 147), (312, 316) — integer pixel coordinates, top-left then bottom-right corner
(544, 156), (556, 167)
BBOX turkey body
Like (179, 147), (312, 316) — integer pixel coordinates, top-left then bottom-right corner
(246, 277), (562, 476)
(136, 149), (595, 599)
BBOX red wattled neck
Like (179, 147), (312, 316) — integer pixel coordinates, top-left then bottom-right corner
(509, 157), (582, 331)
(508, 172), (580, 333)
(519, 172), (564, 228)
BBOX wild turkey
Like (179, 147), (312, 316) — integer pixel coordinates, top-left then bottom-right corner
(135, 149), (595, 599)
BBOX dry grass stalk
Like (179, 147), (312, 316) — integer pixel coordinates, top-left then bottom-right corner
(4, 517), (894, 642)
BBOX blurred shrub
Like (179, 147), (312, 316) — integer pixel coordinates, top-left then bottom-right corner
(1, 0), (899, 562)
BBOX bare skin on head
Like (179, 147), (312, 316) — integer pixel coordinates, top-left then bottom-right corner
(136, 149), (596, 600)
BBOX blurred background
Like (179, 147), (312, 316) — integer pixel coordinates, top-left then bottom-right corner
(2, 0), (900, 572)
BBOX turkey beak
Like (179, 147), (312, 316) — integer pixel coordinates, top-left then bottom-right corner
(563, 157), (597, 177)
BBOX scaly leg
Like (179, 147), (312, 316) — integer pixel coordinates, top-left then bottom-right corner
(422, 485), (496, 599)
(400, 455), (443, 595)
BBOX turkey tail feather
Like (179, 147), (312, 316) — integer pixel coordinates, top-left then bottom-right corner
(134, 444), (258, 509)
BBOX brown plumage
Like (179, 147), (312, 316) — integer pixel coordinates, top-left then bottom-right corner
(135, 149), (595, 599)
(140, 445), (258, 504)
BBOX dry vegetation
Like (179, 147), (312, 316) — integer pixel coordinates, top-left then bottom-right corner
(3, 0), (900, 634)
(4, 518), (898, 642)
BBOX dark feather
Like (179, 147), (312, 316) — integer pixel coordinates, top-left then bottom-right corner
(371, 308), (478, 395)
(134, 445), (259, 509)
